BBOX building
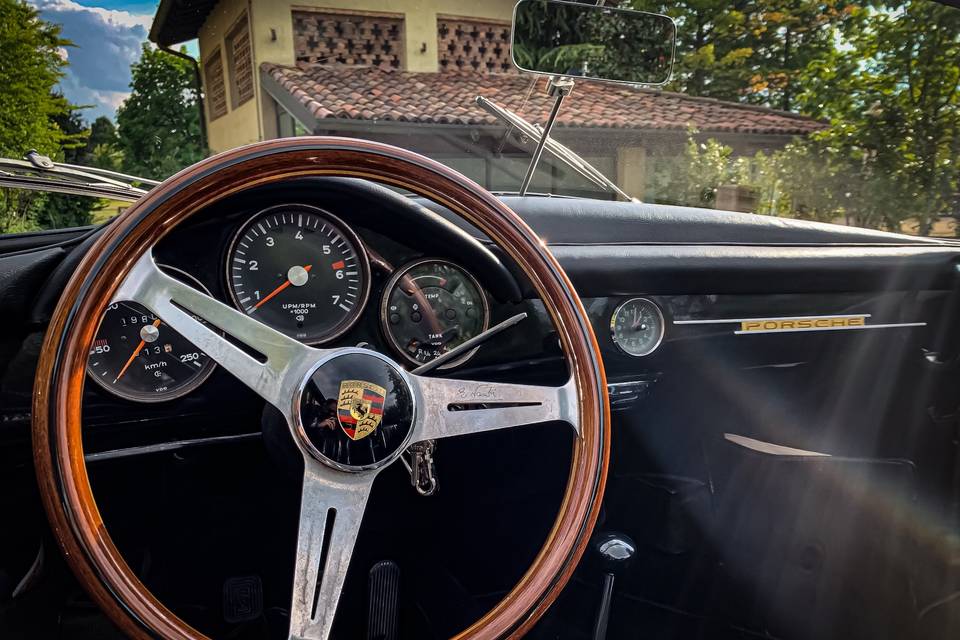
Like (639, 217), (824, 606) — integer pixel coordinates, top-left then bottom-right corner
(149, 0), (824, 199)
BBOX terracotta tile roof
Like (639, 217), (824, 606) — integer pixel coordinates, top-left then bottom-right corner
(261, 63), (826, 136)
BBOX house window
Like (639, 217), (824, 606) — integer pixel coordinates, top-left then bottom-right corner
(292, 9), (404, 69)
(437, 16), (513, 73)
(204, 48), (228, 120)
(226, 15), (254, 108)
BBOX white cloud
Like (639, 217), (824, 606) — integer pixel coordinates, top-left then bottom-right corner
(57, 71), (131, 118)
(32, 0), (152, 30)
(29, 0), (156, 120)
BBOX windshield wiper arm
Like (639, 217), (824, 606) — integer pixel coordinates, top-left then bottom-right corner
(0, 151), (155, 202)
(475, 95), (635, 202)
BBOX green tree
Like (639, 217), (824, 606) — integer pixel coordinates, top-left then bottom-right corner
(0, 0), (72, 157)
(0, 0), (81, 233)
(85, 116), (123, 171)
(88, 116), (119, 151)
(116, 45), (205, 180)
(795, 0), (960, 233)
(628, 0), (861, 111)
(90, 143), (124, 172)
(38, 102), (99, 229)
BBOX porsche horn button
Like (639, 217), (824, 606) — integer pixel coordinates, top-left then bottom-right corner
(297, 351), (415, 470)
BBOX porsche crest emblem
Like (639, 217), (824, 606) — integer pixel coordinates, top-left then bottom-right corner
(336, 380), (386, 441)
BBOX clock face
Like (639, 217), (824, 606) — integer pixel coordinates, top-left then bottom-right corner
(610, 298), (665, 357)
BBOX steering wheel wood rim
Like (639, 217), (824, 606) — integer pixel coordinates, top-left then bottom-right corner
(32, 137), (609, 639)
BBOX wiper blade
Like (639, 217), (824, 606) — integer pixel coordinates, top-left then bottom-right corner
(57, 162), (160, 188)
(0, 151), (154, 202)
(475, 95), (635, 202)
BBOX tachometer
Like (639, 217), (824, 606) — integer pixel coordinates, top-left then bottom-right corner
(226, 204), (370, 344)
(381, 259), (489, 367)
(86, 267), (216, 402)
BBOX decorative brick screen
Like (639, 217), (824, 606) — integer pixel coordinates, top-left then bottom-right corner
(437, 16), (513, 73)
(228, 19), (254, 107)
(204, 49), (228, 120)
(293, 10), (404, 69)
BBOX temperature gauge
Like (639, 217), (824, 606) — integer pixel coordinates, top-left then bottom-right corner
(610, 297), (664, 357)
(86, 267), (217, 402)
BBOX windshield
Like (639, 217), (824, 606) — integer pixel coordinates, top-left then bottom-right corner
(1, 0), (958, 237)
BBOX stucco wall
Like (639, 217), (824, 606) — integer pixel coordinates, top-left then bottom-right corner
(199, 0), (516, 152)
(199, 0), (262, 152)
(252, 0), (515, 72)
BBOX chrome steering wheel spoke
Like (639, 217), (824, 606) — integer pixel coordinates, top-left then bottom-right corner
(410, 374), (580, 442)
(112, 250), (323, 419)
(288, 460), (377, 640)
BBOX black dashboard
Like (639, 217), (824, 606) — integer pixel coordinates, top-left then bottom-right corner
(1, 180), (957, 459)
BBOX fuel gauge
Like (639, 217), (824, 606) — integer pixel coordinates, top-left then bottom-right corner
(610, 297), (664, 357)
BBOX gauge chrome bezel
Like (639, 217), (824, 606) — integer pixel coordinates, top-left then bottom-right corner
(224, 203), (372, 346)
(380, 258), (491, 369)
(85, 265), (218, 403)
(610, 296), (665, 357)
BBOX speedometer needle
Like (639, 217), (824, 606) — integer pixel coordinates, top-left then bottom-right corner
(115, 318), (161, 383)
(251, 265), (312, 312)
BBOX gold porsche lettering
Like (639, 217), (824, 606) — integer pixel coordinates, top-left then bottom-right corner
(336, 380), (386, 441)
(740, 316), (867, 333)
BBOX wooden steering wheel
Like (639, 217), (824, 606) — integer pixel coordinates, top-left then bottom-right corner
(32, 138), (609, 639)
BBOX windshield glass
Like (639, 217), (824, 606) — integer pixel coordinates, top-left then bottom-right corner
(2, 0), (958, 237)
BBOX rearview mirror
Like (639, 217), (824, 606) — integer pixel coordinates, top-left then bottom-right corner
(511, 0), (676, 86)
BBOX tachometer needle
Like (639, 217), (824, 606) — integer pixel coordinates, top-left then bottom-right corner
(114, 318), (161, 383)
(251, 264), (312, 312)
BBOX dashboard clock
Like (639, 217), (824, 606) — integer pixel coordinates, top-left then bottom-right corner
(610, 297), (665, 357)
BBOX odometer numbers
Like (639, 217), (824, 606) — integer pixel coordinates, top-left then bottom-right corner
(226, 204), (371, 344)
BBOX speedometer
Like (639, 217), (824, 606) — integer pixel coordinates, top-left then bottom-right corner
(86, 267), (216, 402)
(226, 204), (371, 344)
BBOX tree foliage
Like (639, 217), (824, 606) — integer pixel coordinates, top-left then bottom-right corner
(37, 101), (100, 230)
(513, 0), (674, 83)
(795, 0), (960, 233)
(116, 45), (205, 180)
(0, 0), (91, 233)
(634, 0), (959, 235)
(618, 0), (862, 111)
(0, 0), (72, 157)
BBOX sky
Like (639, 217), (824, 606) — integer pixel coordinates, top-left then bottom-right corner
(29, 0), (198, 122)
